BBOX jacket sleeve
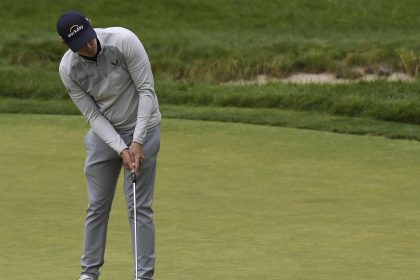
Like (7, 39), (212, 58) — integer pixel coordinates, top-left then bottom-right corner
(59, 65), (128, 154)
(120, 29), (157, 144)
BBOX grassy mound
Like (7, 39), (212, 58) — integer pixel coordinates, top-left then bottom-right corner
(2, 0), (420, 82)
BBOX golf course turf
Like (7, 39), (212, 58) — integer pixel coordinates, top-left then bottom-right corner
(0, 114), (419, 279)
(2, 1), (420, 279)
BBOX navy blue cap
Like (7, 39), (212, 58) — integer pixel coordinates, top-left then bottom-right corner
(57, 11), (97, 52)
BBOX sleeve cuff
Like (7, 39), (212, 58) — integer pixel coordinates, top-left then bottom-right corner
(113, 137), (129, 155)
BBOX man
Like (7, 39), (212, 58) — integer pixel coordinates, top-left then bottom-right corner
(57, 11), (161, 280)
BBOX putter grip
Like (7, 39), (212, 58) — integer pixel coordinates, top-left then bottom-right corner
(131, 172), (136, 184)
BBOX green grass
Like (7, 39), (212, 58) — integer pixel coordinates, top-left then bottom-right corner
(156, 80), (420, 124)
(2, 0), (420, 139)
(161, 105), (420, 141)
(4, 78), (420, 127)
(1, 114), (420, 279)
(3, 97), (420, 141)
(3, 78), (420, 141)
(2, 0), (420, 82)
(1, 2), (420, 277)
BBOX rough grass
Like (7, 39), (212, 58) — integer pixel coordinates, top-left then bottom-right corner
(3, 97), (420, 142)
(159, 81), (420, 125)
(2, 0), (420, 82)
(3, 78), (420, 125)
(1, 114), (420, 279)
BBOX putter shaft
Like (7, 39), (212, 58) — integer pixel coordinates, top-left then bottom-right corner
(132, 172), (138, 280)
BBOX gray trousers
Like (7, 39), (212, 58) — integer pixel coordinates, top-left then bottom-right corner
(81, 124), (160, 280)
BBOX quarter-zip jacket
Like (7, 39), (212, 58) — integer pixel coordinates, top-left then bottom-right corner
(59, 27), (161, 153)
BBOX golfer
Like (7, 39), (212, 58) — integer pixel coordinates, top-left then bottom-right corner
(57, 11), (161, 280)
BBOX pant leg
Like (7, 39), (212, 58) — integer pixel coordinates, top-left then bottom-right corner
(81, 129), (123, 279)
(123, 124), (160, 280)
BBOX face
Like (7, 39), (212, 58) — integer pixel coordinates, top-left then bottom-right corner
(77, 38), (97, 57)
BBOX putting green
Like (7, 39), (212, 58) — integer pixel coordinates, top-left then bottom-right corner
(0, 114), (419, 279)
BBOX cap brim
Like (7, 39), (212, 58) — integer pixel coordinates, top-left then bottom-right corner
(68, 27), (97, 52)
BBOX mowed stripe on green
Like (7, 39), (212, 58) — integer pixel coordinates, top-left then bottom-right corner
(0, 114), (419, 279)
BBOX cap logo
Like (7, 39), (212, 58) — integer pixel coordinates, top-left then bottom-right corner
(67, 24), (84, 38)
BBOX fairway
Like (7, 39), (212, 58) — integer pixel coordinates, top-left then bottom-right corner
(0, 114), (420, 279)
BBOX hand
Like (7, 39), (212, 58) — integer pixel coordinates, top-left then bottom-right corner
(130, 142), (145, 175)
(120, 148), (135, 173)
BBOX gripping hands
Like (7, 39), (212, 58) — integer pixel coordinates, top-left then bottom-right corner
(120, 141), (145, 175)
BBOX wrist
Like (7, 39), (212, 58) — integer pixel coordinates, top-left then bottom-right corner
(119, 147), (129, 155)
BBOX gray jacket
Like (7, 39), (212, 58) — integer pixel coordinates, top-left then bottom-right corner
(59, 27), (161, 153)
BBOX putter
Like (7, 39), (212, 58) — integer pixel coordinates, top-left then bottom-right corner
(132, 171), (138, 280)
